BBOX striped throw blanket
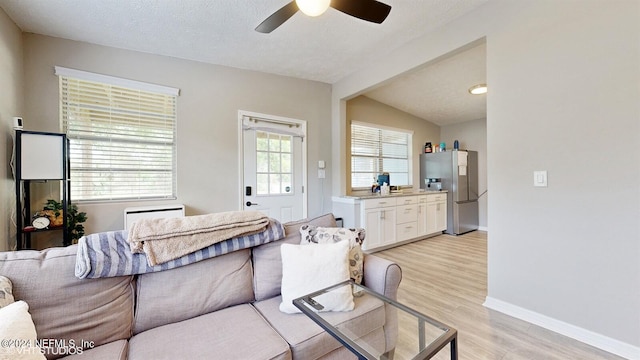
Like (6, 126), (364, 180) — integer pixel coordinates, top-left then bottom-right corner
(75, 219), (284, 279)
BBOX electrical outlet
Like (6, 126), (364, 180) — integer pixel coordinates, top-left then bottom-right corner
(318, 169), (326, 179)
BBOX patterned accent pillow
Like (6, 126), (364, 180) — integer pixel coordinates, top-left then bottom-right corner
(0, 276), (14, 309)
(299, 226), (366, 284)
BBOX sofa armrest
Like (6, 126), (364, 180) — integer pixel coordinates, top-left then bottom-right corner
(362, 253), (402, 354)
(362, 253), (402, 301)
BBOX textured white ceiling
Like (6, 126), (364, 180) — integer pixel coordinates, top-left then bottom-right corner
(364, 42), (486, 126)
(0, 0), (487, 124)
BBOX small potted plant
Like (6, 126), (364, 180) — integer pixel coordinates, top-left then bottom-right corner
(42, 199), (64, 227)
(43, 199), (88, 244)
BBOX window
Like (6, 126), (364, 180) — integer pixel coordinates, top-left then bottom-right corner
(350, 122), (412, 189)
(56, 67), (179, 202)
(256, 131), (293, 195)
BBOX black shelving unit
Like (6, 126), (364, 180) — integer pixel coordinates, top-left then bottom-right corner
(15, 130), (71, 250)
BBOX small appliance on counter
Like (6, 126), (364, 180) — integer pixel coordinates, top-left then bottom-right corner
(424, 178), (442, 191)
(377, 173), (390, 187)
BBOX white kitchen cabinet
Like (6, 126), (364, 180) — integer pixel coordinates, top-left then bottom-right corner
(417, 195), (428, 237)
(332, 192), (447, 252)
(395, 196), (418, 242)
(426, 193), (447, 234)
(362, 198), (396, 251)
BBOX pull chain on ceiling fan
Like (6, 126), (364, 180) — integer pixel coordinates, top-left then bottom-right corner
(255, 0), (392, 33)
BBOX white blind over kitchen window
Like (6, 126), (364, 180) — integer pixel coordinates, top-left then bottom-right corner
(56, 67), (179, 202)
(351, 122), (412, 189)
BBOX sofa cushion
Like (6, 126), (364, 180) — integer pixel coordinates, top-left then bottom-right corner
(59, 340), (128, 360)
(252, 213), (337, 301)
(254, 294), (386, 359)
(133, 248), (254, 334)
(128, 304), (290, 360)
(0, 246), (134, 360)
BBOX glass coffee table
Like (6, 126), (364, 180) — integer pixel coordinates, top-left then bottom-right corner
(293, 280), (457, 360)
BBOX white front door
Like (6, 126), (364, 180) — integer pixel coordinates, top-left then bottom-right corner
(240, 112), (306, 223)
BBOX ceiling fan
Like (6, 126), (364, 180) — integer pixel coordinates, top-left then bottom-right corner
(256, 0), (392, 33)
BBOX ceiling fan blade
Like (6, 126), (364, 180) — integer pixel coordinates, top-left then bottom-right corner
(255, 1), (299, 33)
(331, 0), (391, 24)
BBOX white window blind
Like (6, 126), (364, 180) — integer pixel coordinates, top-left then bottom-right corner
(351, 122), (412, 188)
(57, 68), (178, 202)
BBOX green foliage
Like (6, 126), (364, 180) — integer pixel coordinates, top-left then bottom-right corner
(43, 199), (63, 217)
(45, 199), (88, 244)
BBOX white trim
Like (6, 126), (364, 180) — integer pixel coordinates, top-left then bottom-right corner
(54, 66), (180, 96)
(237, 110), (308, 219)
(478, 226), (488, 231)
(483, 296), (640, 360)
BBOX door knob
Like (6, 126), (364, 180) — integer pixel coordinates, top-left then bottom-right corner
(246, 201), (258, 207)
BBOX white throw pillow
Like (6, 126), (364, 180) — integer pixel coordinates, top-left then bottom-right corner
(279, 241), (354, 314)
(0, 301), (46, 359)
(299, 226), (365, 284)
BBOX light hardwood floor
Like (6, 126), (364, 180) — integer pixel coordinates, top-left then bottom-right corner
(374, 231), (625, 360)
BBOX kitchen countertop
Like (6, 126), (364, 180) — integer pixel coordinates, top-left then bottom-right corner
(333, 190), (447, 202)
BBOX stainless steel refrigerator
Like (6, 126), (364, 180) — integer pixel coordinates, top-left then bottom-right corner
(420, 151), (479, 235)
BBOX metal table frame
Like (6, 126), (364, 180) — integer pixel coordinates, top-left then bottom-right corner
(293, 280), (457, 360)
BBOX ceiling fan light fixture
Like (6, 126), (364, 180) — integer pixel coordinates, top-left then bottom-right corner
(468, 84), (487, 95)
(296, 0), (331, 17)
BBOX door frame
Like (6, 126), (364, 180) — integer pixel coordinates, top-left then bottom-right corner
(237, 110), (308, 219)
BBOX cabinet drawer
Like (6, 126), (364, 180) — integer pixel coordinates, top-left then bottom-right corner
(362, 197), (397, 209)
(427, 193), (447, 202)
(417, 195), (428, 204)
(396, 204), (418, 224)
(396, 222), (418, 241)
(396, 196), (418, 206)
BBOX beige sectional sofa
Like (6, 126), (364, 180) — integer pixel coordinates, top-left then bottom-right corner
(0, 214), (402, 359)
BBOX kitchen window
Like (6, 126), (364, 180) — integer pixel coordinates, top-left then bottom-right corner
(56, 67), (179, 202)
(350, 122), (412, 189)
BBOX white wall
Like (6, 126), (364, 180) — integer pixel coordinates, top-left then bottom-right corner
(0, 8), (23, 251)
(332, 0), (639, 357)
(441, 118), (487, 229)
(486, 1), (639, 354)
(21, 34), (332, 235)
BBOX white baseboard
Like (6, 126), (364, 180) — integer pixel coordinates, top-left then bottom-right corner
(483, 296), (640, 360)
(478, 226), (488, 232)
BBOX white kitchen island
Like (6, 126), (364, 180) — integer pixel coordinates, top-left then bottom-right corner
(332, 191), (447, 252)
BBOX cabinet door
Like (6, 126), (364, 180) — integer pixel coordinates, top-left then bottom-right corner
(362, 208), (396, 251)
(426, 202), (438, 235)
(380, 207), (396, 245)
(436, 201), (447, 232)
(417, 202), (428, 236)
(363, 208), (382, 250)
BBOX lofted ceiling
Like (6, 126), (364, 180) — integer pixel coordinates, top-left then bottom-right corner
(364, 42), (486, 126)
(0, 0), (487, 125)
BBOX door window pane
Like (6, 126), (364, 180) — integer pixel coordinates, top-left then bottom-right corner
(256, 131), (293, 195)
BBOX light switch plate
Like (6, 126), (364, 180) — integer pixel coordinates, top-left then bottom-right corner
(534, 171), (548, 187)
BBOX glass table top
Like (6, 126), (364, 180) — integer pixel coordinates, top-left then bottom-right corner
(293, 280), (457, 360)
